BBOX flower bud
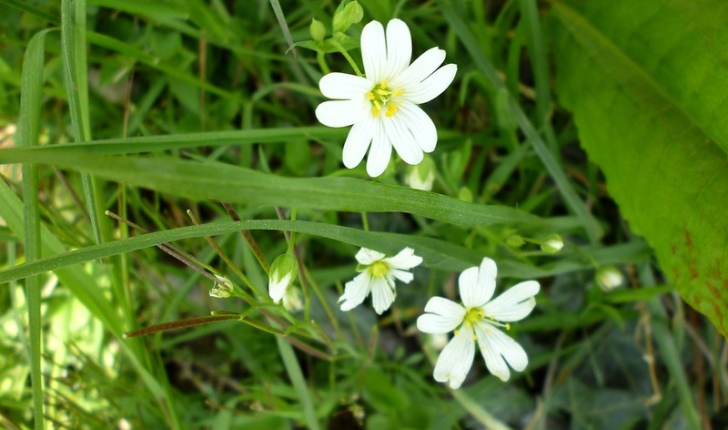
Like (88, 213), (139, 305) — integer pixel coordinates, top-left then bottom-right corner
(405, 155), (436, 191)
(540, 234), (563, 253)
(505, 233), (525, 248)
(596, 266), (623, 291)
(210, 275), (234, 299)
(282, 286), (303, 312)
(269, 254), (298, 303)
(310, 18), (326, 42)
(458, 186), (473, 203)
(333, 1), (363, 33)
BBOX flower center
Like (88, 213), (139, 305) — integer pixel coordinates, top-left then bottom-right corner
(368, 261), (390, 278)
(463, 307), (485, 328)
(366, 81), (404, 118)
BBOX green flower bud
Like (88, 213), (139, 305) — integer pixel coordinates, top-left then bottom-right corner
(458, 186), (473, 203)
(596, 266), (623, 291)
(333, 1), (363, 33)
(405, 155), (436, 191)
(505, 234), (525, 248)
(310, 18), (326, 42)
(540, 234), (564, 253)
(269, 254), (298, 303)
(210, 275), (234, 299)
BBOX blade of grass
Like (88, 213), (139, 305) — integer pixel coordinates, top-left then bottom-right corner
(639, 264), (702, 429)
(439, 0), (603, 243)
(276, 337), (320, 430)
(0, 152), (550, 230)
(0, 219), (651, 285)
(17, 27), (55, 430)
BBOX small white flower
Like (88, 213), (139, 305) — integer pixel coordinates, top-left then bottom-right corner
(417, 257), (539, 389)
(340, 247), (423, 314)
(405, 155), (436, 191)
(315, 19), (457, 177)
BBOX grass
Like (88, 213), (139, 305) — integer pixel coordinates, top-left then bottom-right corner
(0, 0), (724, 429)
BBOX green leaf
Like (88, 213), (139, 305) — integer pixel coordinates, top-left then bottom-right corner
(550, 0), (728, 335)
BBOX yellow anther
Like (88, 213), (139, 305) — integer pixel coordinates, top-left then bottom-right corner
(367, 81), (402, 118)
(392, 89), (405, 97)
(366, 92), (375, 100)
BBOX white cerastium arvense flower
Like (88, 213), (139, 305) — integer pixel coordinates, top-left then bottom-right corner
(417, 257), (539, 389)
(315, 19), (457, 177)
(339, 247), (422, 314)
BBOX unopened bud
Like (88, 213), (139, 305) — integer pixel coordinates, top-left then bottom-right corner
(333, 1), (363, 33)
(269, 254), (298, 303)
(310, 18), (326, 42)
(596, 266), (623, 291)
(405, 155), (436, 191)
(210, 275), (234, 299)
(541, 234), (563, 253)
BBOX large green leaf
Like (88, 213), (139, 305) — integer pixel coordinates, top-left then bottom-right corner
(550, 0), (728, 335)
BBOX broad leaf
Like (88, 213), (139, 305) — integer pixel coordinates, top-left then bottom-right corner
(550, 0), (728, 335)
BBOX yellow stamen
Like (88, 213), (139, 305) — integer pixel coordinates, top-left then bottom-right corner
(367, 81), (403, 118)
(368, 261), (389, 278)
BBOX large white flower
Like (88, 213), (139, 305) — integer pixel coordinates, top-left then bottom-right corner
(339, 247), (423, 314)
(315, 19), (457, 177)
(417, 257), (539, 389)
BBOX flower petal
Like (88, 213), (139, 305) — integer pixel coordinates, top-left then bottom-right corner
(392, 47), (446, 90)
(339, 272), (373, 311)
(417, 297), (465, 334)
(385, 247), (423, 269)
(319, 72), (373, 99)
(385, 19), (412, 77)
(361, 20), (386, 83)
(355, 248), (386, 265)
(405, 63), (457, 104)
(433, 327), (475, 389)
(383, 114), (423, 165)
(371, 280), (395, 314)
(315, 99), (369, 127)
(397, 103), (437, 152)
(478, 257), (498, 304)
(390, 269), (413, 284)
(268, 273), (291, 303)
(343, 118), (375, 169)
(474, 322), (528, 381)
(481, 280), (539, 322)
(458, 266), (481, 307)
(366, 121), (392, 177)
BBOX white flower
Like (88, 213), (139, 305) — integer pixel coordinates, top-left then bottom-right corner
(417, 257), (539, 388)
(405, 154), (436, 191)
(339, 247), (423, 314)
(315, 19), (457, 177)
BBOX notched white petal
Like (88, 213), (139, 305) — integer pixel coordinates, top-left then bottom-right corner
(319, 72), (373, 99)
(391, 269), (414, 284)
(405, 63), (458, 104)
(393, 47), (446, 89)
(385, 19), (412, 77)
(371, 281), (395, 314)
(423, 297), (466, 319)
(417, 297), (465, 334)
(339, 272), (372, 311)
(458, 266), (480, 307)
(383, 115), (423, 165)
(483, 280), (539, 322)
(397, 103), (437, 152)
(343, 119), (375, 169)
(433, 328), (475, 389)
(361, 20), (386, 83)
(366, 124), (392, 177)
(315, 100), (368, 128)
(477, 257), (498, 304)
(385, 247), (423, 269)
(355, 248), (386, 265)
